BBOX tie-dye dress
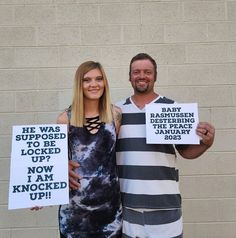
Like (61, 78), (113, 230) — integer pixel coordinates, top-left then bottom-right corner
(59, 116), (122, 238)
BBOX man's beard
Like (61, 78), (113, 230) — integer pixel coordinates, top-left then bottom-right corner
(134, 84), (149, 93)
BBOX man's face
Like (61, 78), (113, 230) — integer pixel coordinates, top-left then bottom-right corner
(130, 59), (156, 94)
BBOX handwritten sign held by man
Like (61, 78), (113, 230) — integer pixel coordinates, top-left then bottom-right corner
(8, 124), (69, 210)
(145, 103), (199, 144)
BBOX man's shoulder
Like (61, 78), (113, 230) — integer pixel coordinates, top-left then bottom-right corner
(115, 97), (131, 107)
(155, 95), (175, 104)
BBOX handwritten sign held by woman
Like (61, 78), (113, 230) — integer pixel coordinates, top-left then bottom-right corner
(8, 124), (69, 210)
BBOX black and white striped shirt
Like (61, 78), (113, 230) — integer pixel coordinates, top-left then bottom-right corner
(116, 95), (181, 210)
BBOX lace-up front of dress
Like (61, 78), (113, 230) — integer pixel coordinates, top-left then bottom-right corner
(84, 116), (102, 134)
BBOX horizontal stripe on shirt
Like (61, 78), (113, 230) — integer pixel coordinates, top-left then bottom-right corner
(117, 124), (146, 139)
(116, 138), (176, 154)
(119, 179), (180, 195)
(118, 165), (179, 181)
(123, 207), (182, 225)
(122, 112), (145, 125)
(122, 210), (183, 238)
(116, 151), (177, 167)
(121, 192), (181, 209)
(122, 233), (183, 238)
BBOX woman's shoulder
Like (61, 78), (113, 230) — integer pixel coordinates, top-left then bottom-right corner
(111, 105), (122, 134)
(112, 104), (122, 115)
(57, 110), (69, 124)
(112, 105), (122, 122)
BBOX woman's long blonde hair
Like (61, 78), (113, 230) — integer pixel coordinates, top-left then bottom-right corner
(70, 61), (113, 127)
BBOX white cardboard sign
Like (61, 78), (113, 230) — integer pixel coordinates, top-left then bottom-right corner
(145, 103), (200, 144)
(8, 124), (69, 210)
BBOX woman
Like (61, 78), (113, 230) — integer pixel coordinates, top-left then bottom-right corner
(57, 61), (122, 238)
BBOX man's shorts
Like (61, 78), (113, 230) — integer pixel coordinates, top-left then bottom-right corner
(122, 207), (183, 238)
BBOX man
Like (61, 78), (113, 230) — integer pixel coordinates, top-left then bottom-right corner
(115, 53), (215, 238)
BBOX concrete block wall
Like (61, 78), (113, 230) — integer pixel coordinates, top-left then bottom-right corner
(0, 0), (235, 237)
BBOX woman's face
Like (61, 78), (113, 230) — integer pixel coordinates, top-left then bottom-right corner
(82, 68), (105, 101)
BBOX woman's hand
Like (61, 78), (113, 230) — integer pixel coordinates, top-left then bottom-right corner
(30, 206), (43, 211)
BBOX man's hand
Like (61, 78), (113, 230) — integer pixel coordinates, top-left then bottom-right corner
(176, 122), (215, 159)
(196, 122), (215, 148)
(69, 160), (81, 190)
